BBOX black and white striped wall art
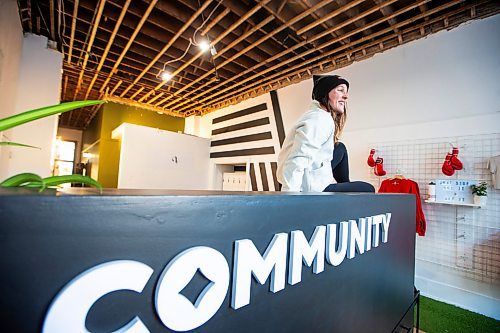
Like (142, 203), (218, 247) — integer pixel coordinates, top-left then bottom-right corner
(209, 91), (285, 191)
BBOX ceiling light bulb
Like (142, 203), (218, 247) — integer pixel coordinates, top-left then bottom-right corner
(161, 71), (172, 82)
(199, 40), (210, 52)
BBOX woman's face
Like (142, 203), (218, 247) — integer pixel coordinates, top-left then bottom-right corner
(327, 84), (348, 114)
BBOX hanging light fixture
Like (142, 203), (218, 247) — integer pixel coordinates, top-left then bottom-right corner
(198, 40), (210, 52)
(161, 71), (172, 82)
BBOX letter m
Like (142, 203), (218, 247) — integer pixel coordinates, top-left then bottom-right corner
(231, 233), (288, 310)
(288, 226), (326, 286)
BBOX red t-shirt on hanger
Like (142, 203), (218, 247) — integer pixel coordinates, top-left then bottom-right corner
(378, 178), (426, 236)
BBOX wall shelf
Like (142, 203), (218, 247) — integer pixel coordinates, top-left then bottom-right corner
(424, 200), (482, 208)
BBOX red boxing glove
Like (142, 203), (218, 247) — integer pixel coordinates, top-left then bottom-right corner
(374, 157), (386, 176)
(450, 147), (463, 170)
(442, 153), (455, 176)
(367, 149), (376, 167)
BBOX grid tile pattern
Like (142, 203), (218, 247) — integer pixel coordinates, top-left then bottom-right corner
(368, 133), (500, 284)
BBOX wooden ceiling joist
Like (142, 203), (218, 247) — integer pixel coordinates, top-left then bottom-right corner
(198, 0), (486, 114)
(169, 0), (417, 112)
(63, 23), (222, 88)
(150, 0), (273, 95)
(201, 7), (231, 36)
(49, 0), (56, 41)
(67, 0), (79, 64)
(84, 0), (131, 100)
(158, 0), (362, 109)
(171, 0), (454, 113)
(16, 0), (500, 128)
(103, 95), (183, 118)
(120, 0), (214, 100)
(98, 0), (159, 94)
(297, 0), (365, 35)
(75, 0), (106, 95)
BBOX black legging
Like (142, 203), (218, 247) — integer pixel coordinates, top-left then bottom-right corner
(323, 142), (375, 193)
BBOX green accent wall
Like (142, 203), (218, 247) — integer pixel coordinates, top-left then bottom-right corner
(83, 103), (185, 188)
(100, 103), (185, 138)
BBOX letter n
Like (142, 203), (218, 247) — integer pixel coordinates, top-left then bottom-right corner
(347, 219), (367, 259)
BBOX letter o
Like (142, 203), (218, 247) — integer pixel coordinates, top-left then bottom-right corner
(155, 246), (229, 331)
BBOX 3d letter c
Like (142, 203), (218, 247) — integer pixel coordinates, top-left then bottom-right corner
(43, 260), (154, 333)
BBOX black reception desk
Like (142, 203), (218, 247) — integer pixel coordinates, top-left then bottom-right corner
(0, 188), (416, 332)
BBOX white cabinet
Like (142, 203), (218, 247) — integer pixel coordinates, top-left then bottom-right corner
(222, 172), (247, 191)
(112, 123), (210, 190)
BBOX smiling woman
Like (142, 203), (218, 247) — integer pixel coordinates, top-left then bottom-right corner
(277, 75), (374, 193)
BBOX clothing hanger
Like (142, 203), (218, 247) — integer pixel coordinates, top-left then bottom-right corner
(392, 168), (405, 181)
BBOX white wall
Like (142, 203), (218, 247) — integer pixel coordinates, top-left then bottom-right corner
(0, 0), (23, 178)
(202, 15), (500, 318)
(0, 27), (63, 179)
(0, 0), (22, 120)
(112, 123), (211, 190)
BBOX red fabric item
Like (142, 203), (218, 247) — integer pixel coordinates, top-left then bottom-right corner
(450, 147), (463, 170)
(374, 157), (386, 176)
(378, 178), (426, 236)
(367, 149), (376, 167)
(441, 153), (455, 176)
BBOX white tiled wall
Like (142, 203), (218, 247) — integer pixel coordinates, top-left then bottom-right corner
(368, 133), (500, 315)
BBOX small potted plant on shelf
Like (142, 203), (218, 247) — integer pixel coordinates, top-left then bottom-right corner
(471, 182), (488, 206)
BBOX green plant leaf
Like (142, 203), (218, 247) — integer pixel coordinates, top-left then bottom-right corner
(0, 173), (44, 187)
(0, 141), (41, 149)
(0, 100), (105, 132)
(42, 175), (102, 189)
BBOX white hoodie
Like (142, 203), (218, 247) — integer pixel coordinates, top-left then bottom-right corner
(277, 101), (335, 192)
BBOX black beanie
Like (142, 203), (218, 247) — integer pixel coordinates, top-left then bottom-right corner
(312, 75), (349, 102)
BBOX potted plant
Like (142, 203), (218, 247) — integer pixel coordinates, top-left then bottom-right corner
(0, 100), (105, 191)
(471, 182), (488, 206)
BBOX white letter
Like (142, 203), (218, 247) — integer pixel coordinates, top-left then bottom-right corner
(288, 226), (326, 285)
(347, 219), (366, 259)
(231, 233), (288, 309)
(364, 216), (373, 252)
(381, 213), (392, 243)
(43, 260), (153, 333)
(326, 222), (348, 266)
(372, 215), (383, 248)
(155, 246), (229, 332)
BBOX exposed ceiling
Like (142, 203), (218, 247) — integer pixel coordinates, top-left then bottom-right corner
(17, 0), (500, 129)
